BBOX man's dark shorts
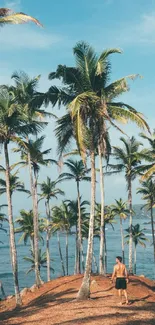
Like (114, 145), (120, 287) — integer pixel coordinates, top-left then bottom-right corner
(115, 277), (127, 290)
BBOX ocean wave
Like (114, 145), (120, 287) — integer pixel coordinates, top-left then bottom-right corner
(0, 273), (13, 278)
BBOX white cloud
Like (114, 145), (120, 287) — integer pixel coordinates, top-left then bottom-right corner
(0, 25), (61, 50)
(116, 12), (155, 46)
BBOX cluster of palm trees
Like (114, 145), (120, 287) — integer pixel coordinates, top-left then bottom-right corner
(0, 8), (155, 305)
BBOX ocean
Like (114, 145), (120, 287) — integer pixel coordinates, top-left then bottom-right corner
(0, 207), (154, 297)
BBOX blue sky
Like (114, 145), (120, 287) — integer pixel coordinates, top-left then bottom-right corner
(1, 0), (155, 212)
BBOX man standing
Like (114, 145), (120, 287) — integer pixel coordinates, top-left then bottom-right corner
(111, 256), (129, 305)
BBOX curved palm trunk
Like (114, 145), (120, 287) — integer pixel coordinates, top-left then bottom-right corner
(66, 231), (69, 275)
(57, 231), (65, 276)
(77, 150), (96, 300)
(4, 141), (21, 306)
(128, 177), (133, 274)
(46, 200), (51, 282)
(77, 180), (81, 274)
(28, 153), (41, 287)
(120, 217), (125, 263)
(150, 203), (155, 263)
(98, 144), (105, 275)
(134, 244), (137, 274)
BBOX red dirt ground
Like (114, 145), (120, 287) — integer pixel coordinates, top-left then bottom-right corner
(0, 274), (155, 325)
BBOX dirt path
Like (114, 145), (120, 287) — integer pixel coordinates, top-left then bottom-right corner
(0, 275), (155, 325)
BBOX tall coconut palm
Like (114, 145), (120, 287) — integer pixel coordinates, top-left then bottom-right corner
(11, 71), (55, 287)
(81, 216), (100, 274)
(11, 71), (55, 123)
(13, 136), (54, 287)
(125, 224), (148, 274)
(0, 205), (7, 240)
(66, 198), (89, 273)
(0, 171), (29, 197)
(15, 209), (44, 251)
(0, 8), (42, 26)
(111, 199), (130, 263)
(137, 179), (155, 263)
(0, 87), (38, 305)
(138, 132), (155, 180)
(39, 177), (64, 281)
(52, 202), (74, 275)
(95, 204), (116, 272)
(108, 136), (144, 273)
(59, 159), (91, 273)
(23, 249), (54, 276)
(49, 41), (149, 299)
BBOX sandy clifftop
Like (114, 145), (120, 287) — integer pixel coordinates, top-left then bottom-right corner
(0, 274), (155, 325)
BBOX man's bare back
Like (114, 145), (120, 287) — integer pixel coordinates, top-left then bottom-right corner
(114, 263), (127, 278)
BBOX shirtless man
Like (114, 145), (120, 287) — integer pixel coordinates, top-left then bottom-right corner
(111, 256), (129, 305)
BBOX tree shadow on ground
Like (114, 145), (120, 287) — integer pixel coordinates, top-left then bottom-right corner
(1, 300), (155, 325)
(0, 288), (77, 324)
(130, 278), (155, 291)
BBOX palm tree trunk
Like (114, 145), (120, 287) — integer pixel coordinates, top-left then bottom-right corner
(66, 231), (69, 276)
(77, 150), (96, 300)
(46, 200), (51, 282)
(120, 217), (125, 263)
(134, 244), (136, 274)
(150, 203), (155, 263)
(4, 141), (21, 306)
(77, 180), (81, 274)
(98, 144), (105, 275)
(81, 241), (85, 272)
(74, 224), (78, 274)
(28, 153), (41, 287)
(104, 228), (107, 272)
(33, 171), (42, 286)
(57, 231), (65, 276)
(93, 252), (98, 274)
(128, 177), (133, 274)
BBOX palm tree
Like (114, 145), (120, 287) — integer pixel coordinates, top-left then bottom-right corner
(0, 8), (42, 26)
(108, 136), (143, 274)
(95, 204), (116, 272)
(23, 249), (54, 275)
(138, 131), (155, 179)
(0, 87), (38, 305)
(11, 71), (55, 123)
(81, 216), (99, 274)
(52, 202), (74, 275)
(59, 159), (91, 273)
(125, 224), (148, 274)
(0, 205), (7, 241)
(15, 209), (44, 251)
(111, 198), (130, 263)
(14, 136), (54, 287)
(49, 41), (149, 299)
(66, 198), (89, 273)
(39, 177), (64, 281)
(137, 179), (155, 263)
(0, 171), (29, 197)
(11, 71), (55, 287)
